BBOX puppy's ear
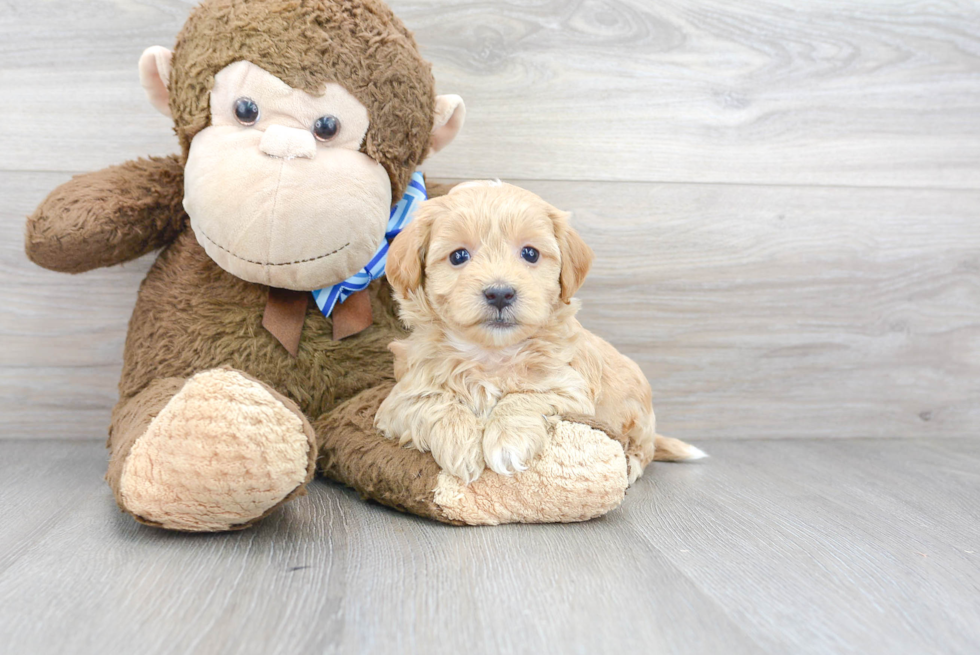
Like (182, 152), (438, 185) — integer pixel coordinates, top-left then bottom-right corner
(551, 208), (594, 303)
(386, 210), (432, 296)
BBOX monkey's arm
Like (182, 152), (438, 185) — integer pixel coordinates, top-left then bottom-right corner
(25, 156), (187, 273)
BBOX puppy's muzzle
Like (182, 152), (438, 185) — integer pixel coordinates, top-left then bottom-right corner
(483, 285), (516, 310)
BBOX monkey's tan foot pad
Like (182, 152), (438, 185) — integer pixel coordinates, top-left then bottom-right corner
(434, 420), (629, 525)
(118, 368), (315, 532)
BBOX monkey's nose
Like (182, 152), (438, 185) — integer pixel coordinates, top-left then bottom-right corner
(259, 125), (317, 160)
(483, 286), (517, 310)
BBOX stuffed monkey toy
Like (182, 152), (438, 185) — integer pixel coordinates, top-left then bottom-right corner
(25, 0), (631, 531)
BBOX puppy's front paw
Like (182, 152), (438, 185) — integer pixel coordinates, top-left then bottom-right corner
(483, 413), (549, 476)
(431, 439), (485, 485)
(427, 408), (485, 484)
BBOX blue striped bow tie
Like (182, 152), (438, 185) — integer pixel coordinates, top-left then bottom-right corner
(311, 171), (427, 319)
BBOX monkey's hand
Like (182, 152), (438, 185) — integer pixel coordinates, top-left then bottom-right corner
(26, 156), (187, 273)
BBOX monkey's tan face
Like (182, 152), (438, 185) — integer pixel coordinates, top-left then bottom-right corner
(183, 61), (392, 290)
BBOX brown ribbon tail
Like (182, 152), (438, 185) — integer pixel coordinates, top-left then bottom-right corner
(332, 289), (374, 340)
(262, 287), (309, 357)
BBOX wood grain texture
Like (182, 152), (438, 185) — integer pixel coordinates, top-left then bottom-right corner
(0, 171), (149, 439)
(4, 171), (978, 439)
(0, 441), (108, 575)
(0, 439), (977, 655)
(621, 438), (980, 655)
(553, 179), (980, 440)
(1, 1), (979, 188)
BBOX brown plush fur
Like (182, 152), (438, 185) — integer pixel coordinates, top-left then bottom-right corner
(170, 0), (435, 201)
(24, 0), (444, 527)
(25, 156), (186, 274)
(118, 230), (404, 416)
(314, 381), (459, 523)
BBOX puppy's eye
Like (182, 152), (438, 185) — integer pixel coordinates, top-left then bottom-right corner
(521, 246), (540, 264)
(234, 97), (259, 125)
(313, 115), (340, 141)
(449, 249), (470, 266)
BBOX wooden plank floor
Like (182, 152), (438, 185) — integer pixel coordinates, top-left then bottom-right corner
(0, 438), (977, 655)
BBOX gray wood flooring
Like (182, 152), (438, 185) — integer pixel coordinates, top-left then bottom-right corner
(0, 438), (977, 655)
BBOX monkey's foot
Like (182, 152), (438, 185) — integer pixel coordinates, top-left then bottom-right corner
(115, 368), (316, 532)
(433, 419), (628, 525)
(317, 383), (629, 525)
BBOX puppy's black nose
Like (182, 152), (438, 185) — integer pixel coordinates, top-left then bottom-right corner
(484, 286), (516, 310)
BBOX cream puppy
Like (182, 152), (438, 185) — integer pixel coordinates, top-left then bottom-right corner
(376, 181), (705, 483)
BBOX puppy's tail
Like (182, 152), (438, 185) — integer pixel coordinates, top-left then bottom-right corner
(654, 434), (707, 462)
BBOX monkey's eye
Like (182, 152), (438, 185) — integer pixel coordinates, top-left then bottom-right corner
(234, 97), (259, 125)
(521, 246), (540, 264)
(449, 249), (470, 266)
(313, 115), (340, 141)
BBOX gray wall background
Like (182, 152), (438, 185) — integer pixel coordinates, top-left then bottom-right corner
(2, 0), (978, 440)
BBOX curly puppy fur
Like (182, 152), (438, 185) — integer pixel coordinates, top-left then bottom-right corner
(376, 182), (705, 483)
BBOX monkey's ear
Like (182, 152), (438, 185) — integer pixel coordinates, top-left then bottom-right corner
(429, 95), (466, 155)
(139, 46), (174, 118)
(386, 213), (432, 297)
(550, 208), (595, 304)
